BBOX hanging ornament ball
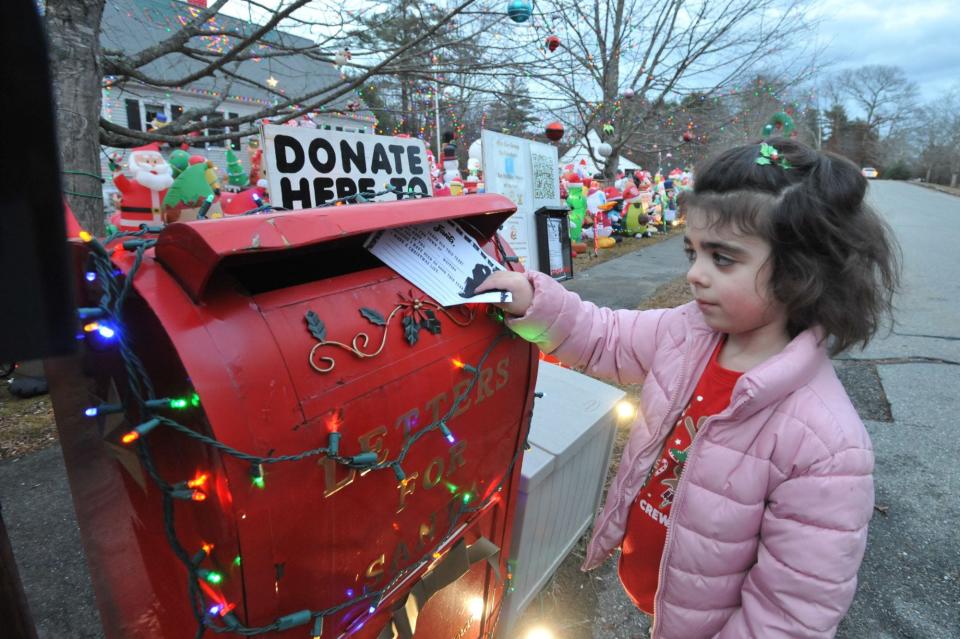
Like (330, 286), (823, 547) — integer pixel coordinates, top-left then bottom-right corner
(468, 139), (482, 161)
(682, 131), (694, 142)
(602, 123), (615, 136)
(546, 35), (561, 52)
(623, 88), (635, 99)
(762, 123), (774, 137)
(507, 0), (533, 23)
(545, 121), (565, 142)
(598, 143), (613, 158)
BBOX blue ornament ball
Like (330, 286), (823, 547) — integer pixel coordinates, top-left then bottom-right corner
(507, 0), (532, 23)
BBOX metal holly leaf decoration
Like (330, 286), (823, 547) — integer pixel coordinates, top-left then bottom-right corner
(304, 293), (474, 373)
(305, 310), (327, 342)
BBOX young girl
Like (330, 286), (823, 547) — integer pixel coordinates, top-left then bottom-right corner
(476, 138), (899, 638)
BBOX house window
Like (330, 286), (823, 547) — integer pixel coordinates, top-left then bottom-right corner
(144, 103), (166, 130)
(125, 99), (142, 131)
(205, 113), (225, 148)
(171, 104), (184, 122)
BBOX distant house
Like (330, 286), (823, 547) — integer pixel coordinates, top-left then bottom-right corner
(100, 0), (374, 193)
(559, 129), (643, 177)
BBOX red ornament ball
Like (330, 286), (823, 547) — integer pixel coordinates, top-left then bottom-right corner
(545, 121), (565, 142)
(682, 131), (694, 142)
(545, 35), (561, 52)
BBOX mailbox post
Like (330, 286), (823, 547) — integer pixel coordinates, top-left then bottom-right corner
(50, 194), (539, 638)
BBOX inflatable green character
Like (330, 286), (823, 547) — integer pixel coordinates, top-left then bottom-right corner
(566, 177), (587, 242)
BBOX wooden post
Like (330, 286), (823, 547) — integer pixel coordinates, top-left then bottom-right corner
(0, 503), (38, 639)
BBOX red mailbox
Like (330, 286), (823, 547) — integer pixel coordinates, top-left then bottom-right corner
(49, 194), (538, 639)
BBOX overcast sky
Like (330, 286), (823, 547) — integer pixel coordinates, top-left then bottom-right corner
(811, 0), (959, 104)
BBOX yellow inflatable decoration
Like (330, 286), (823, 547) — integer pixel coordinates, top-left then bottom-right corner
(597, 237), (616, 249)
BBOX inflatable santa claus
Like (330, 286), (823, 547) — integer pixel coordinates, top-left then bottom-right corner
(112, 143), (174, 231)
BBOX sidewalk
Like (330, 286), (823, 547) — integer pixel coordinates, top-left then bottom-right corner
(563, 235), (688, 309)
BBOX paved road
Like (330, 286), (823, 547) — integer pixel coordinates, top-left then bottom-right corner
(1, 181), (958, 638)
(835, 182), (960, 638)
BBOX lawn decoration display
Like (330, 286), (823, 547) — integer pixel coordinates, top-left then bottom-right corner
(565, 176), (587, 242)
(50, 193), (538, 639)
(112, 143), (173, 231)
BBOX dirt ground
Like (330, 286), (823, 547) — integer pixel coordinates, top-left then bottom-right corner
(0, 375), (57, 460)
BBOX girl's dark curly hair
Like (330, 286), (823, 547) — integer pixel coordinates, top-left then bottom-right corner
(679, 137), (901, 355)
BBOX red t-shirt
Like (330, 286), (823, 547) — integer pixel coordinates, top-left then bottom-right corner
(619, 340), (742, 613)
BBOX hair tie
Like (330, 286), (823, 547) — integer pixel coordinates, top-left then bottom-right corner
(755, 143), (792, 170)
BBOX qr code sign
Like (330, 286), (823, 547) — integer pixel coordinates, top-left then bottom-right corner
(531, 152), (557, 201)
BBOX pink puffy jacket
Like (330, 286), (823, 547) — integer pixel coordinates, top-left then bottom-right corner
(508, 272), (874, 638)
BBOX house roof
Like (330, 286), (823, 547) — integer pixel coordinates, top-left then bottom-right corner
(101, 0), (373, 123)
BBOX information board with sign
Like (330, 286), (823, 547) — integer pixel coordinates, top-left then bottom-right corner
(261, 124), (432, 209)
(480, 131), (562, 273)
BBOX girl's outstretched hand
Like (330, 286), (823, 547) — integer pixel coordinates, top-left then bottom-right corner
(474, 270), (534, 317)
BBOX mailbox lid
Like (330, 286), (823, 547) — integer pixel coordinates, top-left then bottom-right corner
(154, 193), (517, 301)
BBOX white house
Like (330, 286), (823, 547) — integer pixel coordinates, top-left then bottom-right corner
(99, 0), (375, 199)
(559, 129), (643, 177)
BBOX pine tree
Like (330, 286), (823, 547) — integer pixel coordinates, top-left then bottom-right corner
(484, 77), (537, 137)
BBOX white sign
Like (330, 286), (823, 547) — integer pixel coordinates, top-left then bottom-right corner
(480, 131), (560, 273)
(364, 221), (513, 307)
(261, 124), (432, 209)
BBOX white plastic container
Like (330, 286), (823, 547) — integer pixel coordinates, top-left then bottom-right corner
(498, 361), (625, 636)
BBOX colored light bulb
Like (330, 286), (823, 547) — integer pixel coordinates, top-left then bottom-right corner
(97, 324), (116, 339)
(250, 463), (265, 488)
(169, 398), (188, 409)
(439, 421), (455, 444)
(199, 569), (223, 584)
(84, 407), (98, 417)
(78, 231), (93, 242)
(85, 271), (97, 282)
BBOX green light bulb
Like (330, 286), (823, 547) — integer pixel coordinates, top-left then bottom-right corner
(252, 476), (265, 489)
(200, 569), (223, 584)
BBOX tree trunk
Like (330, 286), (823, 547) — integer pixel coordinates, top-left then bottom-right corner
(601, 60), (620, 180)
(952, 174), (958, 188)
(45, 0), (107, 235)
